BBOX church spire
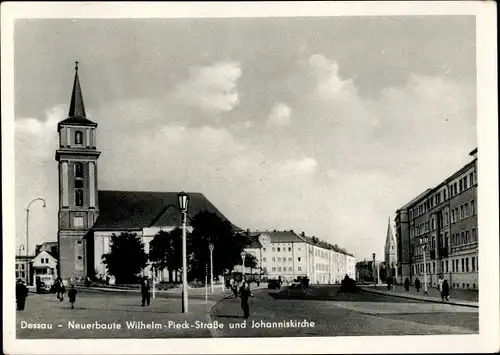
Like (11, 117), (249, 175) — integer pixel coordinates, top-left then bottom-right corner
(68, 61), (86, 118)
(385, 217), (394, 246)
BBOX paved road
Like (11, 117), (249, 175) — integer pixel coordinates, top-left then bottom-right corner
(210, 286), (478, 337)
(15, 286), (478, 339)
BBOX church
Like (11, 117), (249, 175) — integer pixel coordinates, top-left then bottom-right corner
(55, 63), (237, 281)
(384, 217), (398, 281)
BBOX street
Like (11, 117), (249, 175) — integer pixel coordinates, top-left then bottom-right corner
(210, 286), (478, 337)
(15, 286), (478, 339)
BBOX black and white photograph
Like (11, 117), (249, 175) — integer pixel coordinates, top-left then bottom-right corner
(2, 2), (498, 354)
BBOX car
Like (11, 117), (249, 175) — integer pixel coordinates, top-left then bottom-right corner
(39, 275), (54, 292)
(267, 279), (281, 289)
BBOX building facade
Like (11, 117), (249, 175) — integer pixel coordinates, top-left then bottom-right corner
(239, 230), (355, 283)
(395, 149), (478, 289)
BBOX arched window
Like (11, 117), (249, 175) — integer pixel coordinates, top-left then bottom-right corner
(75, 131), (83, 145)
(74, 162), (84, 206)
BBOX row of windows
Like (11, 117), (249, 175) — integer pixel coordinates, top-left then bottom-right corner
(265, 247), (294, 253)
(451, 200), (476, 223)
(271, 266), (302, 272)
(409, 171), (476, 219)
(39, 257), (50, 264)
(413, 256), (478, 274)
(451, 228), (477, 247)
(15, 263), (26, 270)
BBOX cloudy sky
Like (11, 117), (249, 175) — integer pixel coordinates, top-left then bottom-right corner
(14, 16), (477, 260)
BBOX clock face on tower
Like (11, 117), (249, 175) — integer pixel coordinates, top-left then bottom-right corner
(258, 234), (271, 246)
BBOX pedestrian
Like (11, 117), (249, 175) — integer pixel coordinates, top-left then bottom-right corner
(387, 276), (393, 290)
(231, 279), (238, 299)
(438, 276), (444, 297)
(16, 279), (28, 311)
(68, 284), (77, 309)
(256, 279), (260, 287)
(36, 276), (42, 294)
(415, 277), (421, 292)
(442, 280), (450, 301)
(404, 277), (410, 292)
(239, 276), (253, 319)
(141, 276), (151, 307)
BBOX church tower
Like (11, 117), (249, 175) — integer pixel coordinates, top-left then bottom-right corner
(384, 217), (398, 279)
(55, 62), (100, 279)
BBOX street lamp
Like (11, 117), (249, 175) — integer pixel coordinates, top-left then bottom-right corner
(241, 251), (246, 277)
(209, 243), (214, 293)
(177, 192), (189, 313)
(26, 198), (46, 257)
(420, 236), (429, 295)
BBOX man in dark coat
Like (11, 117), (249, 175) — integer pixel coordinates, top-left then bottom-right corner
(35, 276), (42, 294)
(16, 279), (28, 311)
(415, 277), (421, 292)
(441, 280), (450, 301)
(141, 277), (151, 307)
(404, 277), (410, 291)
(239, 277), (252, 319)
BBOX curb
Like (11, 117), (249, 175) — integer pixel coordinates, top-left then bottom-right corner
(360, 287), (479, 308)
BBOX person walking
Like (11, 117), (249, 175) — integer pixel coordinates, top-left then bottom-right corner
(438, 276), (444, 299)
(415, 277), (421, 292)
(140, 277), (151, 307)
(16, 279), (28, 311)
(404, 277), (410, 292)
(35, 276), (42, 294)
(231, 278), (238, 299)
(239, 276), (252, 319)
(442, 280), (450, 301)
(68, 285), (78, 309)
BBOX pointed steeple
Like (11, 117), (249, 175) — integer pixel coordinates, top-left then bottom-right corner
(68, 61), (86, 118)
(385, 217), (394, 247)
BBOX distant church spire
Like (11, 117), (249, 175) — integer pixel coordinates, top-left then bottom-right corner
(68, 61), (86, 118)
(385, 217), (394, 247)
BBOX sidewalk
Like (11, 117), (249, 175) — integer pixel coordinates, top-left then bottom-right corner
(360, 284), (478, 308)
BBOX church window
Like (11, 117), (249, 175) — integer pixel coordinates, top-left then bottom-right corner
(74, 162), (84, 206)
(75, 131), (83, 145)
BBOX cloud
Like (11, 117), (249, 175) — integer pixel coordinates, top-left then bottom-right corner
(172, 61), (242, 113)
(266, 102), (292, 127)
(278, 157), (317, 176)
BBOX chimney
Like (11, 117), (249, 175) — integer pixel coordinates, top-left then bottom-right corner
(290, 229), (294, 233)
(301, 231), (305, 237)
(246, 228), (250, 237)
(273, 229), (277, 232)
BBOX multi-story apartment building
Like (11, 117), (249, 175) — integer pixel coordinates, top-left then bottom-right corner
(395, 148), (478, 290)
(240, 230), (355, 283)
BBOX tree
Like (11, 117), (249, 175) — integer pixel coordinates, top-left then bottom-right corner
(244, 253), (258, 278)
(188, 211), (250, 282)
(102, 232), (148, 284)
(149, 229), (183, 282)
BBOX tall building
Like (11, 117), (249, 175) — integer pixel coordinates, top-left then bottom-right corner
(395, 149), (478, 289)
(55, 64), (238, 281)
(239, 230), (355, 283)
(384, 217), (397, 278)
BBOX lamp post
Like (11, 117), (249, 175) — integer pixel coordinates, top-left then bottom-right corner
(420, 236), (429, 295)
(26, 198), (46, 257)
(241, 251), (246, 277)
(178, 191), (189, 313)
(152, 264), (156, 299)
(26, 198), (46, 286)
(209, 243), (214, 293)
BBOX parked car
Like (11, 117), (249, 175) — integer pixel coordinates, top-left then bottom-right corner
(267, 279), (281, 290)
(39, 275), (54, 292)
